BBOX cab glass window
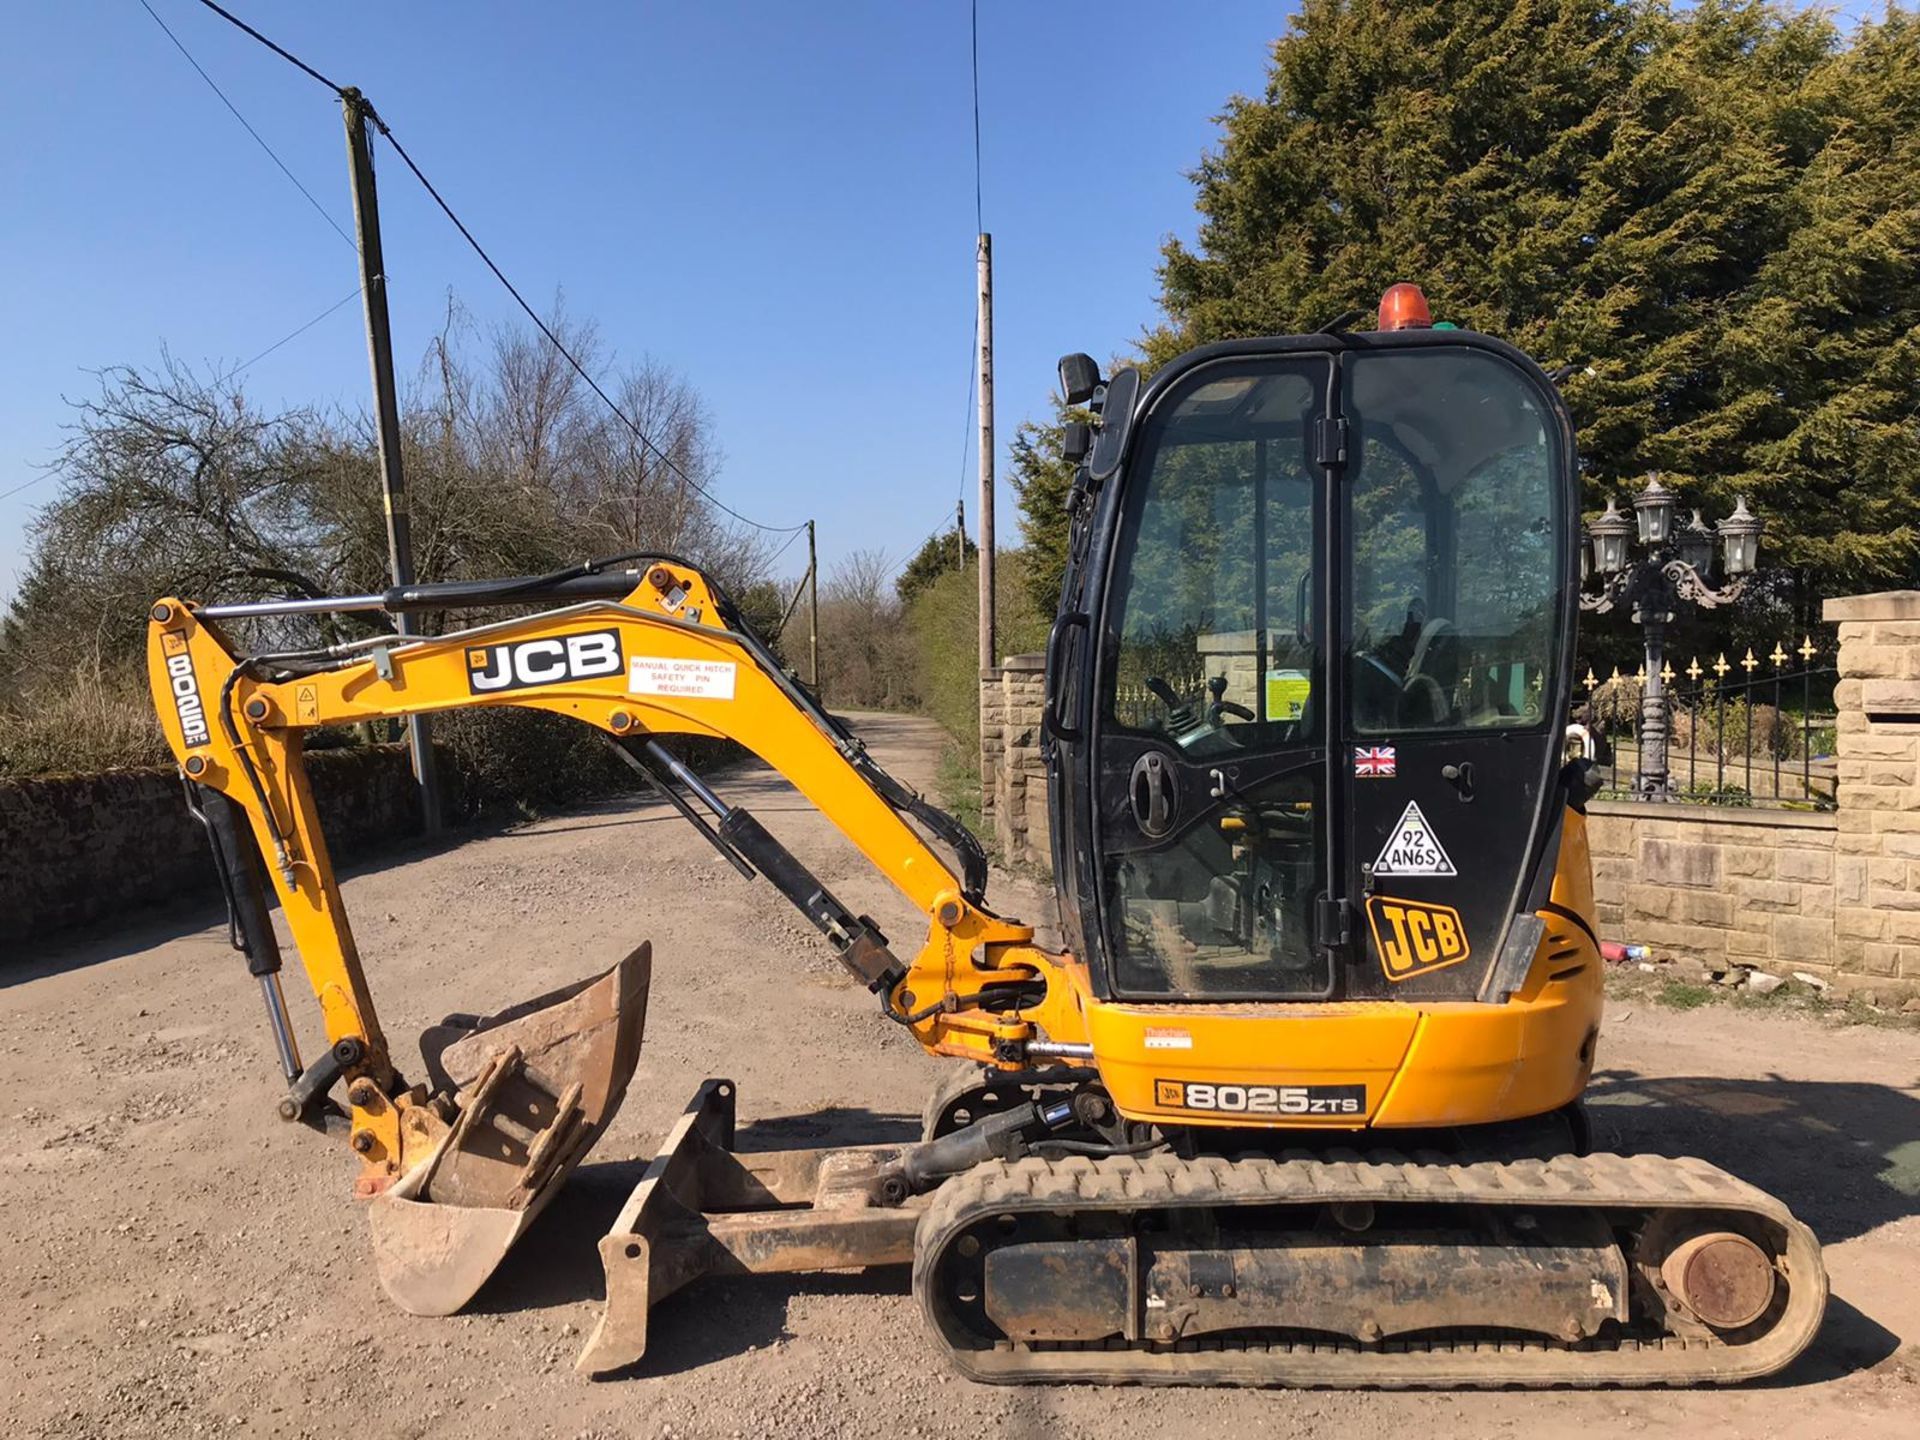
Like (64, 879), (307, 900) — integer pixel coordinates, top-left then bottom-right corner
(1345, 349), (1559, 734)
(1103, 363), (1322, 760)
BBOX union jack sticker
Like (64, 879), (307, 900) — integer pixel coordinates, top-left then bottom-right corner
(1354, 745), (1397, 778)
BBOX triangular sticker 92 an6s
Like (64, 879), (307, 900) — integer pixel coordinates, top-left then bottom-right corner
(1371, 800), (1456, 877)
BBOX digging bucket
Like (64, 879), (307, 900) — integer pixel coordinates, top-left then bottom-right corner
(369, 943), (652, 1316)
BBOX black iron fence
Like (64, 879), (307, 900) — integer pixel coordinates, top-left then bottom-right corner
(1110, 629), (1838, 811)
(1574, 633), (1839, 809)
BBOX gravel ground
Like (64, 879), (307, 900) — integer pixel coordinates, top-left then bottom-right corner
(3, 712), (1915, 1438)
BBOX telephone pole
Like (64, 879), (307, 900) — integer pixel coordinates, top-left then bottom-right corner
(806, 519), (820, 692)
(343, 88), (440, 833)
(976, 233), (995, 677)
(955, 498), (966, 571)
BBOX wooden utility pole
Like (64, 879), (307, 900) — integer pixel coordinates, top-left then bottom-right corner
(343, 88), (440, 832)
(806, 519), (820, 691)
(955, 498), (966, 570)
(976, 233), (995, 677)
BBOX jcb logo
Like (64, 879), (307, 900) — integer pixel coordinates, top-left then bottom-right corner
(1366, 896), (1471, 981)
(466, 629), (623, 694)
(162, 635), (210, 749)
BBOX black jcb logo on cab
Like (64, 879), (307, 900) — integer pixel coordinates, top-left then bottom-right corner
(1366, 895), (1471, 981)
(466, 629), (623, 694)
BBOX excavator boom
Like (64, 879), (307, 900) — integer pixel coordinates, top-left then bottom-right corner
(146, 555), (1072, 1317)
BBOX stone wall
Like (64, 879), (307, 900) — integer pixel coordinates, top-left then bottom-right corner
(980, 654), (1050, 870)
(1, 744), (452, 942)
(1586, 804), (1838, 973)
(1588, 592), (1920, 993)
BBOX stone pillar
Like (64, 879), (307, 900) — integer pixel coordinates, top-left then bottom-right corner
(979, 664), (1005, 837)
(1826, 590), (1920, 983)
(987, 654), (1049, 870)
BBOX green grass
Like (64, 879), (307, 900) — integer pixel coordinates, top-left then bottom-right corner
(935, 740), (983, 839)
(1657, 979), (1715, 1010)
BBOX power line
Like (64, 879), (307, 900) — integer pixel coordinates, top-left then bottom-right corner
(0, 471), (57, 506)
(887, 505), (969, 579)
(215, 285), (362, 385)
(0, 285), (366, 509)
(957, 0), (984, 510)
(970, 0), (984, 234)
(766, 526), (807, 572)
(369, 116), (807, 535)
(190, 0), (343, 94)
(138, 0), (353, 247)
(956, 333), (977, 504)
(183, 0), (809, 538)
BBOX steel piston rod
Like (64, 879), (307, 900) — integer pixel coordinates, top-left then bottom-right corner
(258, 973), (303, 1083)
(194, 569), (648, 620)
(642, 740), (734, 820)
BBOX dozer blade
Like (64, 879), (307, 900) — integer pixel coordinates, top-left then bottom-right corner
(370, 943), (652, 1316)
(578, 1078), (924, 1376)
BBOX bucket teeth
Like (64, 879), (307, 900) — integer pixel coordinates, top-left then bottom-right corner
(369, 944), (652, 1316)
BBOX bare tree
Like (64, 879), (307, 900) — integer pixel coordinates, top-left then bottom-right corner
(816, 548), (918, 710)
(0, 299), (786, 778)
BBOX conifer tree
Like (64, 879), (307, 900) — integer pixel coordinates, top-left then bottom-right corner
(1012, 1), (1919, 614)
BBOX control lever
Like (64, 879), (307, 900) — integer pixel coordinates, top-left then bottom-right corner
(1206, 675), (1255, 724)
(1144, 676), (1199, 736)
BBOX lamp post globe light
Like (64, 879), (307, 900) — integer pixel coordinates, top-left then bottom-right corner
(1580, 476), (1763, 799)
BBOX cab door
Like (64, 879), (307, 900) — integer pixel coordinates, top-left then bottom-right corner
(1088, 353), (1343, 1001)
(1337, 345), (1575, 1000)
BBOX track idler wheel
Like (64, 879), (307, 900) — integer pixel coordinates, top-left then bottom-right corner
(1659, 1230), (1778, 1331)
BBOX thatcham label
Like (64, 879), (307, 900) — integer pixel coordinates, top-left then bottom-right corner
(629, 657), (737, 701)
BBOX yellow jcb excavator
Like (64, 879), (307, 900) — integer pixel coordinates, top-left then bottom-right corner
(144, 288), (1825, 1386)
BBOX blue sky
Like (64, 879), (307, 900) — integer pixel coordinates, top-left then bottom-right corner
(0, 2), (1292, 598)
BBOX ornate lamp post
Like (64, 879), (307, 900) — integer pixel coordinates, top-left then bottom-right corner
(1581, 475), (1763, 798)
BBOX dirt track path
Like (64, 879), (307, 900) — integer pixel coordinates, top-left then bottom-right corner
(3, 712), (1916, 1438)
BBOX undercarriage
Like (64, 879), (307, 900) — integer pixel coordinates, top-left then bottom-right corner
(577, 1077), (1826, 1387)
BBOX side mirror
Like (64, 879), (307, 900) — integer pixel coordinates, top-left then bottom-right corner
(1061, 421), (1092, 465)
(1058, 353), (1102, 406)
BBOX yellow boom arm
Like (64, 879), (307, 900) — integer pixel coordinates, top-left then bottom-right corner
(146, 560), (1088, 1195)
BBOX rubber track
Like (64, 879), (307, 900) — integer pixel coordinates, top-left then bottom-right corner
(912, 1151), (1826, 1388)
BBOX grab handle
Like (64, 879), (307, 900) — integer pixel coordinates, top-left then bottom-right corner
(1043, 612), (1090, 742)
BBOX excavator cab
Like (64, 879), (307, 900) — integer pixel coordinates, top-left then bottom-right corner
(1046, 308), (1577, 1008)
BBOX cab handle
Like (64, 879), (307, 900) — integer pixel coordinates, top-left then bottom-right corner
(1043, 612), (1090, 742)
(1442, 761), (1476, 801)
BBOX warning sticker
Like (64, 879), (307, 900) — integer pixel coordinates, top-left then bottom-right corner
(296, 684), (319, 725)
(1143, 1027), (1192, 1051)
(628, 657), (737, 701)
(1370, 800), (1456, 877)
